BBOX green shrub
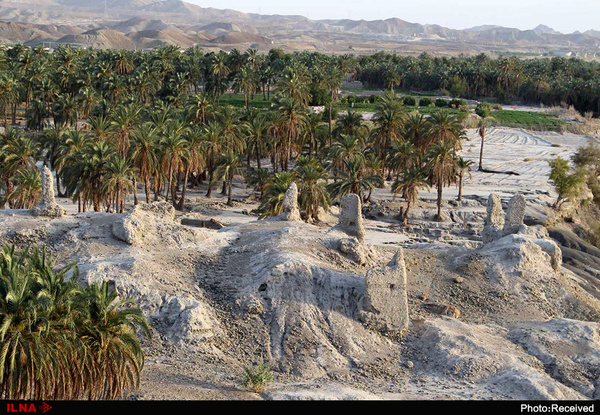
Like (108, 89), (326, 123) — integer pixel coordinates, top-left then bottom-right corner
(310, 87), (330, 106)
(475, 102), (493, 118)
(242, 362), (274, 394)
(435, 98), (448, 107)
(449, 98), (467, 108)
(548, 157), (587, 210)
(419, 97), (432, 107)
(403, 96), (417, 106)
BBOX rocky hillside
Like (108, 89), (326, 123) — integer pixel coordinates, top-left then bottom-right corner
(0, 183), (599, 399)
(0, 0), (598, 52)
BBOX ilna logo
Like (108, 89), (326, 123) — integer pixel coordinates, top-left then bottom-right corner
(6, 403), (52, 413)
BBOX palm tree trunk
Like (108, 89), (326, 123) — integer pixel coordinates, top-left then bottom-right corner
(145, 176), (151, 204)
(177, 167), (190, 210)
(227, 175), (233, 206)
(132, 177), (139, 205)
(458, 173), (464, 202)
(479, 132), (485, 171)
(166, 162), (173, 202)
(272, 145), (278, 173)
(285, 128), (292, 171)
(403, 201), (412, 225)
(436, 184), (443, 221)
(256, 144), (261, 170)
(329, 97), (333, 146)
(206, 170), (214, 198)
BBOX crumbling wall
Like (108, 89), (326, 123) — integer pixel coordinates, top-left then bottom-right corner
(32, 166), (65, 218)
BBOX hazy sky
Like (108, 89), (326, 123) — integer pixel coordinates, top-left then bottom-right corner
(185, 0), (599, 33)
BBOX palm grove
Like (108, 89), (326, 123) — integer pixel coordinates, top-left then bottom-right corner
(0, 45), (478, 224)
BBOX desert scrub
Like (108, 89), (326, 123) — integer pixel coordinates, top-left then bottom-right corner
(242, 362), (274, 393)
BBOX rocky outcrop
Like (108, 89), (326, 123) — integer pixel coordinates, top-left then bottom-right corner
(338, 237), (369, 265)
(503, 194), (526, 236)
(359, 249), (409, 334)
(482, 194), (504, 243)
(157, 296), (222, 344)
(32, 166), (65, 218)
(281, 183), (301, 221)
(112, 201), (198, 246)
(413, 318), (587, 400)
(338, 193), (365, 243)
(507, 318), (600, 399)
(480, 193), (562, 271)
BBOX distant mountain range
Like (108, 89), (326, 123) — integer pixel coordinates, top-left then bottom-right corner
(0, 0), (598, 55)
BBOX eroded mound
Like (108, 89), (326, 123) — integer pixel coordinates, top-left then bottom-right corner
(0, 199), (599, 400)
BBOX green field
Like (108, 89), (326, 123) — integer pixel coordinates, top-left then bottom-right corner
(218, 95), (566, 131)
(490, 110), (566, 130)
(219, 94), (274, 109)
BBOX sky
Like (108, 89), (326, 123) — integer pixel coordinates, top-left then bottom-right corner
(185, 0), (600, 33)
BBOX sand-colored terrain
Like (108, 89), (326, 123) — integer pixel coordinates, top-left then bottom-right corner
(1, 127), (600, 400)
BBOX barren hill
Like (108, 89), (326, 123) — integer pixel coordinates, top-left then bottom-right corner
(0, 0), (599, 54)
(128, 27), (205, 48)
(57, 27), (135, 49)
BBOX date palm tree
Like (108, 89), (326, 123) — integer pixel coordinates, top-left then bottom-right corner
(159, 120), (189, 204)
(233, 65), (258, 109)
(426, 141), (459, 221)
(296, 160), (330, 222)
(478, 119), (488, 171)
(275, 95), (307, 171)
(244, 113), (268, 169)
(328, 157), (383, 203)
(392, 165), (429, 225)
(5, 168), (41, 209)
(456, 157), (474, 202)
(213, 151), (244, 206)
(176, 129), (205, 210)
(334, 111), (368, 141)
(428, 111), (465, 151)
(75, 279), (150, 400)
(246, 168), (271, 200)
(258, 171), (296, 218)
(277, 65), (311, 106)
(102, 155), (135, 213)
(0, 245), (150, 400)
(371, 93), (405, 159)
(322, 67), (343, 144)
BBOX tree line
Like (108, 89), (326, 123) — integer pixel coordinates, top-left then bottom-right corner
(357, 52), (600, 116)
